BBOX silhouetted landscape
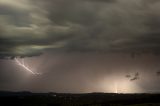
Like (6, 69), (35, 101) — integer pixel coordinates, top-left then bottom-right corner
(1, 91), (160, 106)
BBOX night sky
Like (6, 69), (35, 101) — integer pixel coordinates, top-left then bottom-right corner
(1, 0), (160, 93)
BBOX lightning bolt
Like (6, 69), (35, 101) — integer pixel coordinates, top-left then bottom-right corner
(114, 81), (118, 94)
(15, 58), (40, 75)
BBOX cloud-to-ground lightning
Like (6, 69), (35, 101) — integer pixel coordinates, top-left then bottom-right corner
(15, 58), (40, 75)
(114, 81), (118, 93)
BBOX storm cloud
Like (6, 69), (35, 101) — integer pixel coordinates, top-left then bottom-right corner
(1, 0), (160, 58)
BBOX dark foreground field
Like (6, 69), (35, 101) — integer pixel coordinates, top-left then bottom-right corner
(0, 91), (160, 106)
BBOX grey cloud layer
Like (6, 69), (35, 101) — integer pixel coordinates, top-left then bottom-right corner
(1, 0), (160, 58)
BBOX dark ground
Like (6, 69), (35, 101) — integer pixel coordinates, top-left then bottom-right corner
(0, 91), (160, 106)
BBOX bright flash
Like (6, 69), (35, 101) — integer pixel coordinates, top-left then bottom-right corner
(114, 81), (118, 93)
(15, 58), (40, 75)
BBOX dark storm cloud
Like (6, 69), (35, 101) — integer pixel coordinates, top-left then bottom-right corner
(156, 71), (160, 76)
(130, 72), (140, 81)
(125, 72), (140, 81)
(1, 0), (160, 58)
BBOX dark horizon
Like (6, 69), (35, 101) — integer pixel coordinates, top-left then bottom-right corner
(1, 90), (160, 106)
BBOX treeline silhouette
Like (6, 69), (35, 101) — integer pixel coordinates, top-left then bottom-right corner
(0, 91), (160, 106)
